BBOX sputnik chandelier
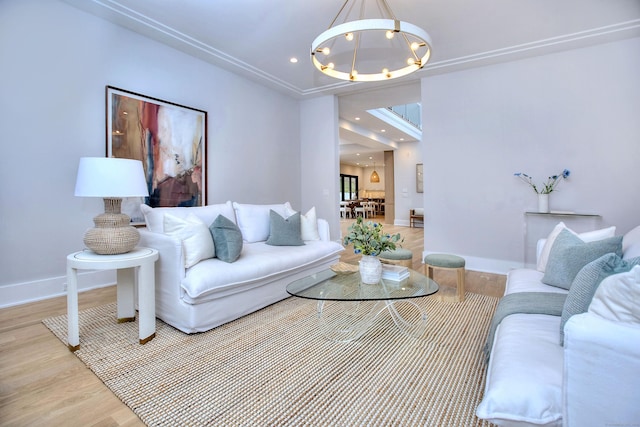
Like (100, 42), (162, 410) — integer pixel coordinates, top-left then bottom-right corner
(311, 0), (432, 82)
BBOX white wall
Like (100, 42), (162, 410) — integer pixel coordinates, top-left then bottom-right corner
(394, 141), (424, 226)
(421, 37), (640, 273)
(300, 95), (341, 240)
(0, 0), (304, 306)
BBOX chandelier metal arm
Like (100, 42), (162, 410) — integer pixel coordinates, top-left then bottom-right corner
(328, 0), (351, 28)
(380, 0), (397, 20)
(351, 31), (361, 79)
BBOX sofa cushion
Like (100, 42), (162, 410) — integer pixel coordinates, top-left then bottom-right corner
(266, 210), (304, 246)
(541, 229), (623, 289)
(164, 213), (215, 268)
(537, 222), (616, 272)
(285, 206), (320, 241)
(589, 265), (640, 323)
(141, 201), (235, 233)
(559, 254), (640, 344)
(232, 202), (292, 243)
(476, 313), (564, 427)
(181, 240), (345, 304)
(209, 214), (243, 263)
(505, 269), (568, 296)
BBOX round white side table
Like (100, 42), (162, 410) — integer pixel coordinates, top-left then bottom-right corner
(66, 247), (159, 352)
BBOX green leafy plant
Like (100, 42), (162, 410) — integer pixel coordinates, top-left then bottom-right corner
(343, 217), (403, 256)
(514, 169), (570, 194)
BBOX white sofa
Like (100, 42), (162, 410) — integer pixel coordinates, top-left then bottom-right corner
(138, 201), (344, 333)
(477, 222), (640, 427)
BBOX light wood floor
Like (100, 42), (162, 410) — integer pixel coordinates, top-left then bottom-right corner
(0, 218), (505, 426)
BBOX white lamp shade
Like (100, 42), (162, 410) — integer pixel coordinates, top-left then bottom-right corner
(74, 157), (149, 198)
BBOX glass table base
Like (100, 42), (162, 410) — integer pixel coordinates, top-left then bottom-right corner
(317, 298), (427, 342)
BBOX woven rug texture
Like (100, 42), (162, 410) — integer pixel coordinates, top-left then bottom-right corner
(43, 292), (498, 426)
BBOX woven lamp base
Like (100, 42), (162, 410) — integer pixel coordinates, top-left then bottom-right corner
(83, 198), (140, 255)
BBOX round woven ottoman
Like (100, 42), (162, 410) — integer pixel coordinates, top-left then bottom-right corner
(379, 248), (413, 268)
(423, 253), (466, 302)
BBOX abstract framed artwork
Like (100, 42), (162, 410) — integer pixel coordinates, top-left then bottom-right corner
(106, 86), (207, 224)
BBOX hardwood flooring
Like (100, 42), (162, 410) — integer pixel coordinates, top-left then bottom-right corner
(0, 218), (505, 426)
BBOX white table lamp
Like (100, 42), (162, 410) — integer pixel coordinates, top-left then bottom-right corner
(75, 157), (149, 254)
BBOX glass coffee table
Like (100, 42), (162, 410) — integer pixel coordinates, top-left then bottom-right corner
(286, 266), (439, 342)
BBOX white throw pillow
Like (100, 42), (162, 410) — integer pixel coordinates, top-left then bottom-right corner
(232, 202), (292, 243)
(537, 222), (616, 272)
(622, 225), (640, 260)
(141, 201), (235, 233)
(163, 213), (215, 268)
(588, 265), (640, 323)
(285, 206), (320, 241)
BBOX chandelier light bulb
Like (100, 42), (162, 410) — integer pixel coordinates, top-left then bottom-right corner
(411, 42), (420, 50)
(327, 62), (335, 69)
(407, 57), (415, 65)
(386, 30), (395, 39)
(345, 32), (354, 41)
(321, 47), (330, 55)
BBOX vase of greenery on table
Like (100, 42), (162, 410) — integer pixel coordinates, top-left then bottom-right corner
(343, 217), (403, 285)
(514, 168), (571, 213)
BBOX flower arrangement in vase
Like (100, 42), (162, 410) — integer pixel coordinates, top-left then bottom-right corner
(343, 217), (403, 284)
(514, 169), (570, 213)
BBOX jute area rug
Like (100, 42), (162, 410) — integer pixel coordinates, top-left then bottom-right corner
(43, 292), (499, 426)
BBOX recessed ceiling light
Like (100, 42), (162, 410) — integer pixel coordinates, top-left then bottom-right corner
(290, 57), (298, 63)
(381, 129), (386, 133)
(399, 138), (405, 141)
(355, 117), (360, 120)
(356, 153), (360, 156)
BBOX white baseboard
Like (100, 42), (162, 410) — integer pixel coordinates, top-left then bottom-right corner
(421, 251), (523, 275)
(0, 270), (116, 309)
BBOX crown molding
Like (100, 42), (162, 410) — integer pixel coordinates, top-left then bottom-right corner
(63, 1), (640, 98)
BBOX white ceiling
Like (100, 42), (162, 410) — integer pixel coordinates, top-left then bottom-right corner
(63, 0), (640, 167)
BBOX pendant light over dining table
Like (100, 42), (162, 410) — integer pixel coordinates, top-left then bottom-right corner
(311, 0), (432, 82)
(370, 161), (380, 183)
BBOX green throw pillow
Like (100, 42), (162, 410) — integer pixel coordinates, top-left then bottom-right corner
(541, 228), (623, 289)
(209, 215), (243, 263)
(559, 253), (640, 345)
(265, 210), (304, 246)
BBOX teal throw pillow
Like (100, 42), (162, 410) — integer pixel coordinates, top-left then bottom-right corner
(541, 229), (623, 289)
(209, 215), (243, 263)
(559, 253), (640, 345)
(265, 210), (304, 246)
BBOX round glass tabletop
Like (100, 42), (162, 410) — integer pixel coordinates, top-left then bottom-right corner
(286, 267), (439, 302)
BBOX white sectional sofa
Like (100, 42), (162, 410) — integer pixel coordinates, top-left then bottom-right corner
(477, 222), (640, 427)
(138, 201), (344, 333)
